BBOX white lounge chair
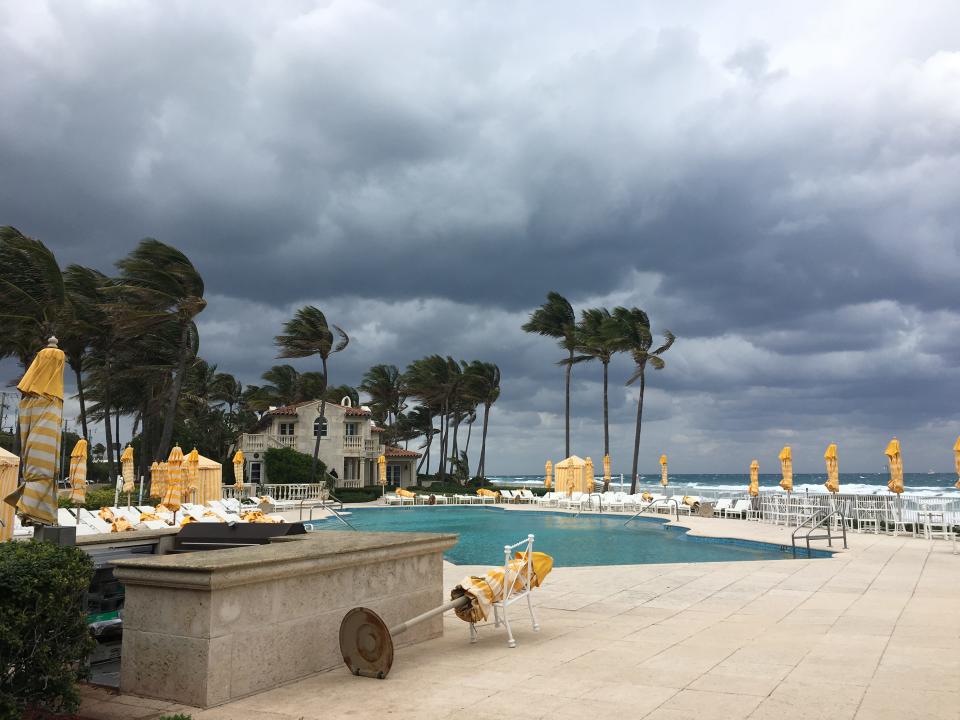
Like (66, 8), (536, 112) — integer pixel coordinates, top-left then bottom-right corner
(725, 499), (751, 520)
(714, 499), (733, 517)
(518, 489), (537, 504)
(536, 492), (559, 507)
(500, 490), (516, 502)
(558, 492), (587, 511)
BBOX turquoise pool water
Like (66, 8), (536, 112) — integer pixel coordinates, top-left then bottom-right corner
(307, 507), (830, 566)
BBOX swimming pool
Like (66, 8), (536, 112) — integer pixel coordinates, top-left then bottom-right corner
(307, 506), (830, 566)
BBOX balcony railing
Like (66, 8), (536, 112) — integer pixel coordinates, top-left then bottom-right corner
(343, 435), (362, 450)
(240, 434), (296, 451)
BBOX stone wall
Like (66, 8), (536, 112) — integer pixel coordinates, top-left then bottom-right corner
(112, 530), (457, 708)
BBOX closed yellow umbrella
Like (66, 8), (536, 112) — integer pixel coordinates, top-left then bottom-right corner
(0, 448), (19, 542)
(584, 457), (594, 492)
(778, 446), (793, 492)
(544, 460), (552, 489)
(3, 338), (64, 526)
(232, 450), (245, 491)
(378, 454), (387, 485)
(885, 438), (903, 494)
(824, 444), (839, 493)
(660, 455), (668, 487)
(954, 436), (960, 491)
(748, 459), (759, 497)
(162, 446), (184, 511)
(121, 445), (135, 494)
(184, 448), (200, 503)
(603, 454), (611, 490)
(149, 461), (164, 499)
(68, 439), (88, 505)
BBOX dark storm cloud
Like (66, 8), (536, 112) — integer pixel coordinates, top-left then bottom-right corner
(3, 1), (960, 471)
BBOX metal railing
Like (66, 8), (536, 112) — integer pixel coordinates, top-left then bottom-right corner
(791, 508), (848, 558)
(624, 497), (679, 524)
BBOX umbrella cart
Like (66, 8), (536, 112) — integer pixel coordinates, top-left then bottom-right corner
(340, 534), (553, 678)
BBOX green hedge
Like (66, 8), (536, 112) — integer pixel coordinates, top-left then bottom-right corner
(263, 447), (334, 484)
(0, 542), (95, 719)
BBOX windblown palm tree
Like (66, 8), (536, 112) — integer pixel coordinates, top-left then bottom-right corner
(404, 355), (461, 482)
(360, 364), (406, 435)
(114, 239), (206, 460)
(572, 308), (619, 490)
(463, 360), (500, 479)
(609, 307), (675, 494)
(522, 292), (577, 457)
(274, 306), (349, 482)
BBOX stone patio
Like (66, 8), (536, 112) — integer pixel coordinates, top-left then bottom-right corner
(79, 514), (960, 720)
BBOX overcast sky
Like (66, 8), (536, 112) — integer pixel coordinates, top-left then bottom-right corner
(3, 1), (960, 474)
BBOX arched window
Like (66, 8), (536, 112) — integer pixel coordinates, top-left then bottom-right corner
(313, 417), (328, 438)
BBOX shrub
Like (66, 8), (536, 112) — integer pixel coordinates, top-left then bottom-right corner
(263, 447), (332, 484)
(57, 487), (120, 511)
(0, 541), (95, 719)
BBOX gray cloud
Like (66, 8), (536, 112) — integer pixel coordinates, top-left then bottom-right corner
(3, 1), (960, 472)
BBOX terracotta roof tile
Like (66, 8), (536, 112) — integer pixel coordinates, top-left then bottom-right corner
(267, 401), (371, 417)
(371, 426), (385, 433)
(384, 445), (421, 458)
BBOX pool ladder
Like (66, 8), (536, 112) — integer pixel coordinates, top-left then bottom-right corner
(791, 509), (847, 558)
(623, 498), (680, 525)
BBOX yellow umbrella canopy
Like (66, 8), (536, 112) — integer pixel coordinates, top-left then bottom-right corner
(778, 446), (793, 492)
(603, 454), (611, 486)
(149, 461), (164, 498)
(451, 552), (554, 623)
(232, 450), (245, 489)
(584, 457), (594, 492)
(3, 339), (65, 526)
(544, 460), (552, 489)
(885, 438), (904, 494)
(184, 447), (200, 502)
(162, 445), (184, 510)
(0, 448), (18, 542)
(659, 454), (668, 487)
(377, 454), (387, 485)
(121, 445), (135, 494)
(68, 438), (89, 505)
(954, 436), (960, 491)
(748, 459), (759, 497)
(824, 444), (839, 493)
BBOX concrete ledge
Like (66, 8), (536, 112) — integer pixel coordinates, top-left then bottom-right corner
(113, 530), (457, 707)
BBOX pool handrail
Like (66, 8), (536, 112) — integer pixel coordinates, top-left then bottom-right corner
(623, 497), (679, 524)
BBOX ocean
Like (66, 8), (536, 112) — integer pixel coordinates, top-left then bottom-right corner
(488, 472), (960, 496)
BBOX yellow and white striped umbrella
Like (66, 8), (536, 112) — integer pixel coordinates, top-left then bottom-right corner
(184, 447), (200, 502)
(161, 446), (184, 510)
(232, 450), (244, 490)
(450, 552), (554, 623)
(779, 446), (793, 492)
(954, 436), (960, 491)
(377, 454), (387, 485)
(121, 445), (135, 494)
(885, 438), (903, 494)
(544, 460), (552, 489)
(68, 438), (89, 505)
(3, 339), (64, 526)
(660, 454), (668, 487)
(748, 459), (759, 497)
(149, 461), (164, 498)
(824, 444), (839, 493)
(584, 457), (594, 492)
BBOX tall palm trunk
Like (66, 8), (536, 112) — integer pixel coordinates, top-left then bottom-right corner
(463, 418), (475, 479)
(602, 360), (610, 492)
(157, 323), (192, 459)
(115, 406), (121, 455)
(477, 402), (491, 478)
(309, 357), (329, 483)
(629, 365), (646, 495)
(438, 402), (448, 483)
(103, 398), (115, 482)
(564, 348), (572, 457)
(74, 367), (89, 440)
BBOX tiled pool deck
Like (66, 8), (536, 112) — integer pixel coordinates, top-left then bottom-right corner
(80, 509), (960, 720)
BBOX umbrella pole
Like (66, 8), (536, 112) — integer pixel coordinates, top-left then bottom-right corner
(138, 476), (144, 506)
(389, 596), (469, 636)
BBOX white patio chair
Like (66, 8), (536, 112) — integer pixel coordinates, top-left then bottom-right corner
(558, 492), (587, 510)
(536, 491), (558, 507)
(467, 534), (541, 648)
(725, 499), (751, 520)
(714, 499), (733, 517)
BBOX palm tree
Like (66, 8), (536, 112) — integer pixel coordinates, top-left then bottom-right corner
(60, 265), (108, 442)
(274, 306), (349, 482)
(360, 364), (406, 435)
(403, 404), (437, 475)
(573, 308), (619, 490)
(609, 307), (675, 494)
(0, 227), (65, 368)
(404, 355), (460, 482)
(522, 292), (577, 457)
(114, 239), (206, 460)
(463, 361), (500, 479)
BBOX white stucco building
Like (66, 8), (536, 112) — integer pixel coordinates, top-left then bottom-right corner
(236, 399), (420, 489)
